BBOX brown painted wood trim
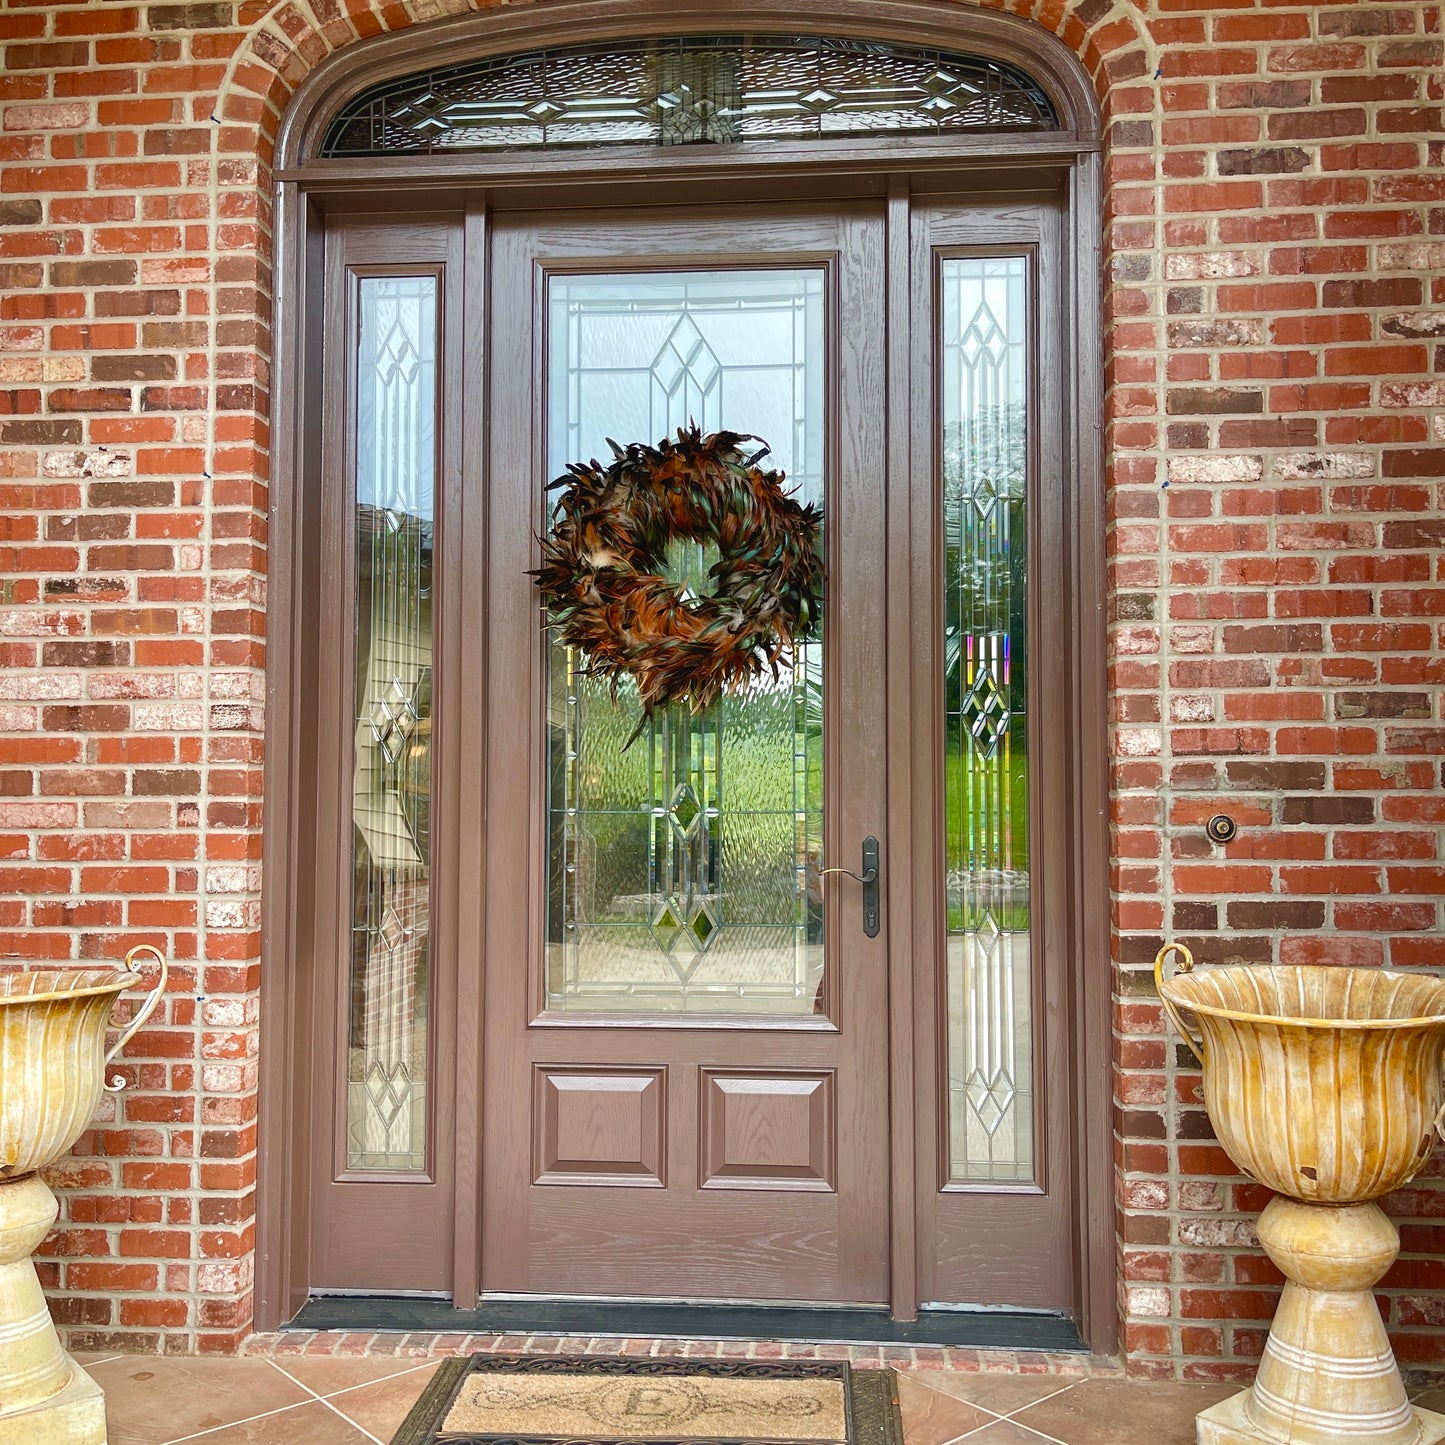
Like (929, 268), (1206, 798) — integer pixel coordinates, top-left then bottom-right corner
(259, 0), (1109, 1341)
(1067, 152), (1115, 1357)
(276, 137), (1097, 192)
(276, 0), (1100, 171)
(883, 175), (918, 1325)
(449, 193), (490, 1311)
(256, 181), (321, 1333)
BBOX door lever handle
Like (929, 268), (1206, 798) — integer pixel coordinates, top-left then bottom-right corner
(819, 837), (880, 937)
(819, 864), (878, 886)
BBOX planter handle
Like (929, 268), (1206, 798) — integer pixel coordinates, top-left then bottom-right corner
(104, 944), (168, 1093)
(1154, 941), (1206, 1067)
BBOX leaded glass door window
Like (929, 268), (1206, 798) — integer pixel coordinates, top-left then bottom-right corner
(943, 255), (1031, 1184)
(544, 271), (825, 1016)
(322, 35), (1057, 156)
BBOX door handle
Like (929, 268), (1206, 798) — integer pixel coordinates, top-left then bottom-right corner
(820, 836), (881, 938)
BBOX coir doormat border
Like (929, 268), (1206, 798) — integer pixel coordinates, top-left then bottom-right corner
(391, 1354), (903, 1445)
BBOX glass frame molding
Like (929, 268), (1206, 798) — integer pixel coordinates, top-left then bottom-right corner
(343, 274), (440, 1175)
(540, 266), (831, 1021)
(938, 253), (1034, 1186)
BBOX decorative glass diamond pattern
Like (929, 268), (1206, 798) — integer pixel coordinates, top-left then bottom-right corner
(960, 653), (1011, 760)
(942, 257), (1033, 1184)
(544, 270), (825, 1014)
(322, 35), (1058, 156)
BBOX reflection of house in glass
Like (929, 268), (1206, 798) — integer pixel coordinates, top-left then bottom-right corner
(350, 503), (433, 1172)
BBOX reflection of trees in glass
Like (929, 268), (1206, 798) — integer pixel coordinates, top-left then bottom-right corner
(942, 402), (1026, 710)
(943, 401), (1029, 930)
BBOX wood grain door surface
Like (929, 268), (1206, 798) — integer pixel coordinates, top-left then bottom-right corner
(482, 204), (891, 1303)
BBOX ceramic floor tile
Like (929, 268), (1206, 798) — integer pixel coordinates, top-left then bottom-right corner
(904, 1372), (1080, 1419)
(896, 1372), (999, 1444)
(1010, 1378), (1239, 1445)
(328, 1361), (442, 1439)
(953, 1421), (1067, 1444)
(272, 1353), (439, 1397)
(167, 1399), (380, 1444)
(88, 1356), (313, 1445)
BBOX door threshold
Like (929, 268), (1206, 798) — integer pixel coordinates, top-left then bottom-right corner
(285, 1295), (1086, 1351)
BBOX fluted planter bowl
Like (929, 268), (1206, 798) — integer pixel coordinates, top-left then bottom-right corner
(0, 968), (152, 1181)
(1157, 955), (1445, 1202)
(0, 948), (165, 1443)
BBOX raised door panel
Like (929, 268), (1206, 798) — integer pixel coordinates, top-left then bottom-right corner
(700, 1070), (835, 1191)
(534, 1066), (666, 1187)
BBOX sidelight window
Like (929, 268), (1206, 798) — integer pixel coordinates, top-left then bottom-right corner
(346, 276), (438, 1172)
(941, 256), (1033, 1184)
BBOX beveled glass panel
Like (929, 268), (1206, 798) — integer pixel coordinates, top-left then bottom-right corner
(346, 275), (436, 1171)
(323, 36), (1058, 156)
(545, 270), (825, 1015)
(941, 256), (1032, 1183)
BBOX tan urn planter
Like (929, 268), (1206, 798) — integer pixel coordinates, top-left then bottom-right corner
(0, 947), (166, 1444)
(1156, 943), (1445, 1445)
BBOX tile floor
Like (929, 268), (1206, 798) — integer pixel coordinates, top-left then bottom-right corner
(77, 1349), (1445, 1445)
(81, 1349), (1253, 1445)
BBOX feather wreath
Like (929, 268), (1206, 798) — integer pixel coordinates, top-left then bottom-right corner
(530, 426), (824, 735)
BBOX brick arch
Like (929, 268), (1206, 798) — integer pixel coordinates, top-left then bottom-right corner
(206, 0), (1147, 628)
(216, 0), (1148, 167)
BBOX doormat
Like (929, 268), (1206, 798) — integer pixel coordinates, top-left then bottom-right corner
(390, 1354), (902, 1445)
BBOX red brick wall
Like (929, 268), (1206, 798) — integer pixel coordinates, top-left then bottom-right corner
(0, 0), (1441, 1371)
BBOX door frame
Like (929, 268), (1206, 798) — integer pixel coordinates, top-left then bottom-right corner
(258, 0), (1111, 1349)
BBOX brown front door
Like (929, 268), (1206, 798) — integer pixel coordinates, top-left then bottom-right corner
(481, 204), (891, 1302)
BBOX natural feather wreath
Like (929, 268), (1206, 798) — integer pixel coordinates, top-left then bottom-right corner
(530, 426), (824, 733)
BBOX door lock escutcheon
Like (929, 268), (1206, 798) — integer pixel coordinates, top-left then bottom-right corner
(820, 836), (881, 938)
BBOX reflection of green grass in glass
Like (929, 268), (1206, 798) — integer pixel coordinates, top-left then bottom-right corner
(945, 724), (1030, 934)
(570, 672), (818, 925)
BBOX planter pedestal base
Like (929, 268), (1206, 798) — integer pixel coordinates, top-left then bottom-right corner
(0, 1175), (105, 1444)
(1198, 1198), (1445, 1445)
(1198, 1389), (1445, 1445)
(0, 1364), (105, 1445)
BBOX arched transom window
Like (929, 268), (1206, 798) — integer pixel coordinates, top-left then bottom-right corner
(321, 34), (1060, 156)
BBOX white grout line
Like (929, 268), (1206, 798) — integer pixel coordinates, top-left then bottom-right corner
(309, 1391), (388, 1444)
(264, 1355), (442, 1444)
(152, 1357), (429, 1445)
(948, 1404), (1076, 1445)
(267, 1355), (439, 1399)
(932, 1381), (1080, 1444)
(162, 1399), (321, 1444)
(324, 1359), (441, 1399)
(262, 1359), (386, 1444)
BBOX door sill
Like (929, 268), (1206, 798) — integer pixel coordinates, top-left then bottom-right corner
(285, 1295), (1085, 1351)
